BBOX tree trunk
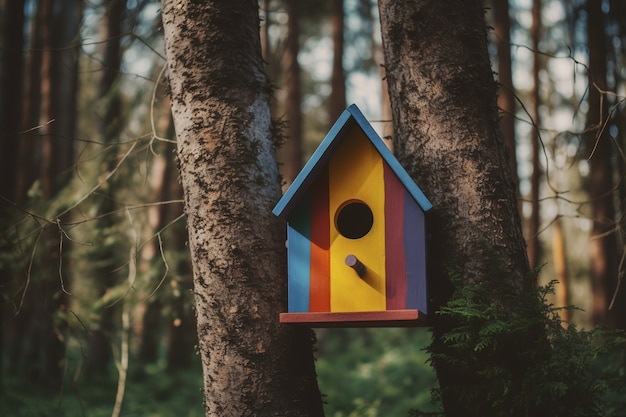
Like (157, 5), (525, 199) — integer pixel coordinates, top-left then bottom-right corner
(379, 1), (534, 414)
(587, 0), (621, 329)
(378, 29), (393, 152)
(527, 0), (542, 270)
(0, 0), (24, 204)
(4, 0), (41, 378)
(162, 1), (323, 416)
(166, 192), (195, 371)
(552, 215), (570, 322)
(607, 0), (626, 331)
(492, 0), (518, 198)
(15, 0), (44, 206)
(379, 0), (529, 286)
(50, 0), (81, 177)
(0, 0), (25, 390)
(85, 0), (126, 375)
(328, 0), (346, 124)
(39, 0), (55, 199)
(280, 0), (303, 189)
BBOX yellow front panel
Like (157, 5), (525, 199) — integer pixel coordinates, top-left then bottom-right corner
(329, 128), (386, 312)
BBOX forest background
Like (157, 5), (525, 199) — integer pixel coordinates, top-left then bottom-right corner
(1, 0), (625, 416)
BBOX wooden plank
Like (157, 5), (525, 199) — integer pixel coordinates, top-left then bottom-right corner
(309, 168), (331, 312)
(279, 310), (424, 328)
(287, 197), (311, 313)
(329, 127), (386, 312)
(404, 194), (427, 312)
(384, 163), (407, 310)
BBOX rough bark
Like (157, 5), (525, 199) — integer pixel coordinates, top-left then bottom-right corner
(379, 1), (534, 414)
(379, 0), (529, 286)
(162, 1), (323, 416)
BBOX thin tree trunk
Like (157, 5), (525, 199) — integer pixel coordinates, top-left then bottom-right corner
(260, 0), (270, 63)
(552, 215), (570, 322)
(0, 0), (24, 203)
(380, 60), (393, 152)
(166, 184), (195, 371)
(493, 0), (519, 205)
(22, 0), (66, 383)
(85, 0), (126, 375)
(527, 0), (542, 270)
(136, 152), (169, 367)
(587, 0), (619, 329)
(0, 0), (25, 390)
(15, 0), (44, 206)
(39, 0), (55, 199)
(329, 0), (346, 124)
(5, 0), (43, 378)
(608, 0), (626, 330)
(280, 0), (303, 189)
(51, 0), (82, 177)
(162, 1), (323, 415)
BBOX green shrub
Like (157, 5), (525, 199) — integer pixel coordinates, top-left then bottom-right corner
(419, 250), (626, 417)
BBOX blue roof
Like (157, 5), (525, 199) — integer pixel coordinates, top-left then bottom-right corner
(273, 104), (432, 220)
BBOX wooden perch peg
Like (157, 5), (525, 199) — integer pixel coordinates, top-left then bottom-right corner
(345, 254), (366, 278)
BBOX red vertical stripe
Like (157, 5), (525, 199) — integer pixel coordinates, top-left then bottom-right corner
(309, 168), (331, 312)
(384, 164), (407, 310)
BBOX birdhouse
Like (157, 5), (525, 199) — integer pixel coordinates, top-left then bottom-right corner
(273, 104), (432, 327)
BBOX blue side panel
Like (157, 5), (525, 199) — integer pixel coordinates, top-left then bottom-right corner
(403, 191), (428, 314)
(287, 194), (311, 313)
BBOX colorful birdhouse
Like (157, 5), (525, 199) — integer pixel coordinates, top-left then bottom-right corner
(273, 104), (432, 327)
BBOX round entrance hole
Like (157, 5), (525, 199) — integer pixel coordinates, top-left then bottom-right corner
(335, 201), (373, 239)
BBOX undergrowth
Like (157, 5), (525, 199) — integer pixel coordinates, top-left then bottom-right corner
(0, 363), (204, 417)
(412, 250), (626, 417)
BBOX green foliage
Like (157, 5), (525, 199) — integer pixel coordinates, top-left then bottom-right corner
(315, 327), (439, 417)
(420, 250), (626, 417)
(1, 362), (204, 417)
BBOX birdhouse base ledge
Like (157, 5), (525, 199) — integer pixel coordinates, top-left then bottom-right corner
(279, 310), (427, 328)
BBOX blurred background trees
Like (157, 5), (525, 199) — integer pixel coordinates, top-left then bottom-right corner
(0, 0), (625, 416)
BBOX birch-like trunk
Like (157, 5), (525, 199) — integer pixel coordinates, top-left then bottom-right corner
(162, 1), (323, 415)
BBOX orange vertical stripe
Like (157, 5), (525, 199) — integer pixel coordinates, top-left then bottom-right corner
(309, 168), (330, 312)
